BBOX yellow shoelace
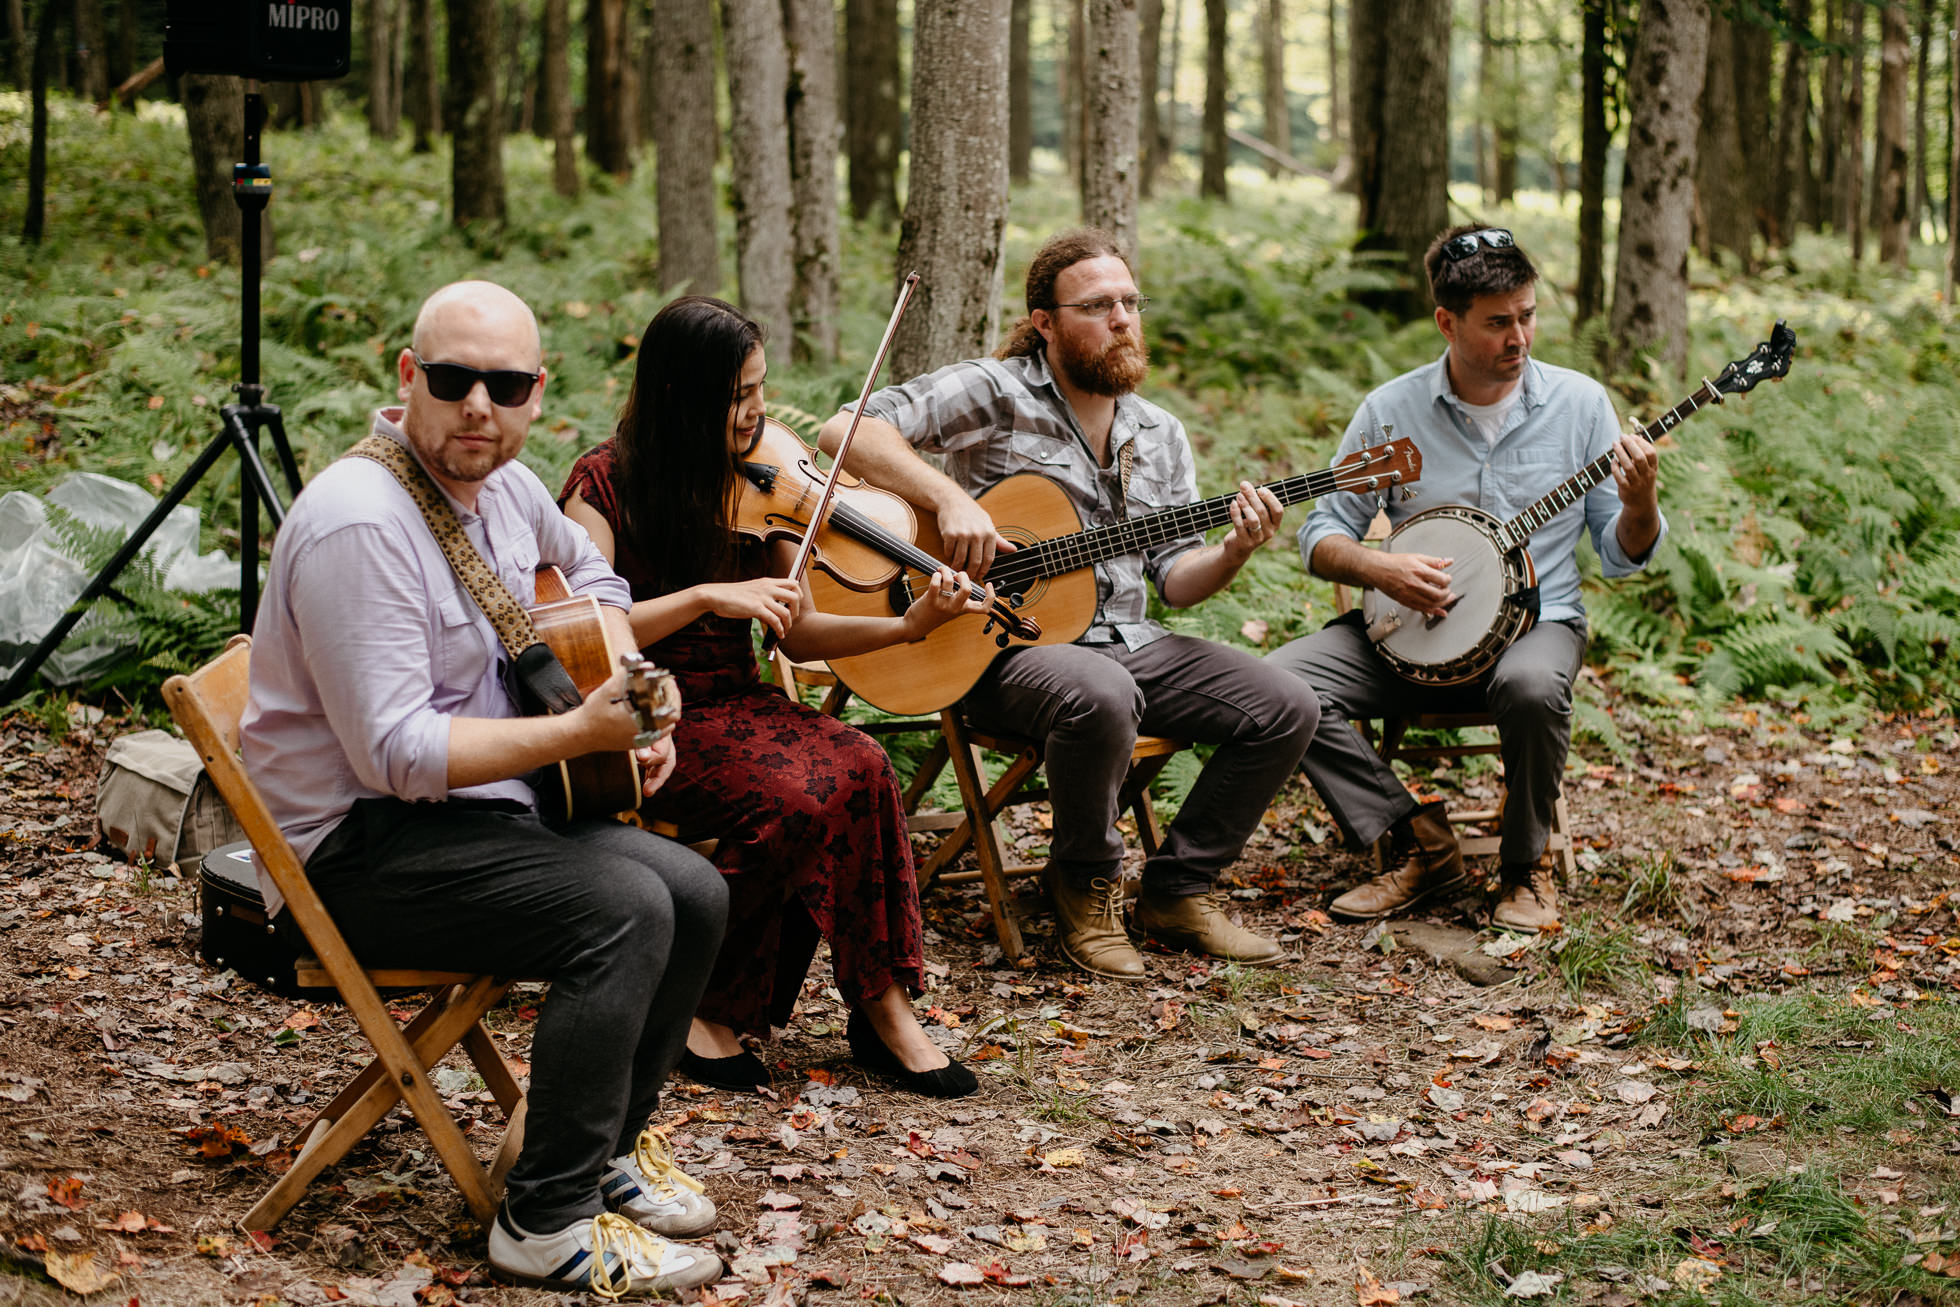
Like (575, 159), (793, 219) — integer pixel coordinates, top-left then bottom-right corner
(630, 1127), (706, 1201)
(586, 1211), (676, 1301)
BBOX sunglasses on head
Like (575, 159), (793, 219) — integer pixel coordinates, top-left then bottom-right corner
(1440, 228), (1516, 262)
(412, 353), (539, 408)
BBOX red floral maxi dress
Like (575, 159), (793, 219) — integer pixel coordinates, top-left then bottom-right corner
(561, 442), (926, 1038)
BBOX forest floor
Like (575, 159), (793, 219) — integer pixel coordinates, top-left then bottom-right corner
(2, 697), (1958, 1307)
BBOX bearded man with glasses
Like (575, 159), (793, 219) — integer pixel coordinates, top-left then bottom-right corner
(241, 281), (728, 1297)
(817, 228), (1319, 981)
(1268, 225), (1665, 933)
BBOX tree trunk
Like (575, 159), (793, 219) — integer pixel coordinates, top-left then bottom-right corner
(1576, 0), (1608, 324)
(405, 0), (440, 152)
(1609, 0), (1709, 377)
(73, 0), (106, 100)
(367, 0), (400, 140)
(893, 0), (1011, 379)
(1771, 0), (1812, 246)
(653, 0), (720, 295)
(723, 0), (796, 348)
(448, 0), (507, 227)
(1011, 0), (1033, 183)
(1843, 0), (1865, 258)
(1819, 0), (1842, 230)
(586, 0), (635, 176)
(1911, 0), (1931, 236)
(1947, 1), (1957, 302)
(1165, 0), (1184, 174)
(1326, 0), (1343, 159)
(1139, 0), (1164, 195)
(1871, 0), (1911, 265)
(184, 73), (277, 263)
(1493, 0), (1517, 203)
(1261, 0), (1286, 179)
(22, 0), (55, 242)
(542, 0), (578, 196)
(110, 0), (134, 89)
(1696, 11), (1753, 267)
(1475, 0), (1492, 202)
(1350, 0), (1449, 321)
(505, 0), (533, 135)
(1081, 0), (1141, 254)
(783, 0), (841, 361)
(7, 0), (30, 89)
(1064, 0), (1085, 188)
(1199, 0), (1227, 198)
(845, 0), (901, 224)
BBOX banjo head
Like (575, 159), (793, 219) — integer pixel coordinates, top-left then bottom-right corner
(1360, 505), (1528, 685)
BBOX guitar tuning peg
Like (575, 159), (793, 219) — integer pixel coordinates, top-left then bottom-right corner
(1400, 487), (1420, 503)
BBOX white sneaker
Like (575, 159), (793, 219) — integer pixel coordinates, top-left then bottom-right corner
(489, 1207), (722, 1297)
(600, 1127), (717, 1238)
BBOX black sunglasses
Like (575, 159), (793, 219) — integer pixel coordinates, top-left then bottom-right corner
(1440, 228), (1516, 262)
(412, 353), (540, 408)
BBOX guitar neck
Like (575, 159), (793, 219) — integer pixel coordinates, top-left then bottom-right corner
(996, 466), (1347, 585)
(1496, 378), (1718, 550)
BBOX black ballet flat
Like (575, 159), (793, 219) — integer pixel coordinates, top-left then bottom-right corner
(678, 1048), (771, 1093)
(846, 1008), (979, 1099)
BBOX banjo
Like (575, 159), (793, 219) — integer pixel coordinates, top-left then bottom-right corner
(1361, 320), (1796, 687)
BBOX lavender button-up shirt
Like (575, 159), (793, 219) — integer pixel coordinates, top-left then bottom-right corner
(240, 409), (628, 912)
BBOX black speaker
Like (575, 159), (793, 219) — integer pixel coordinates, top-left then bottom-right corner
(164, 0), (353, 82)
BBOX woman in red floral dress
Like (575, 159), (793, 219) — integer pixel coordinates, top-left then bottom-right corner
(562, 296), (984, 1098)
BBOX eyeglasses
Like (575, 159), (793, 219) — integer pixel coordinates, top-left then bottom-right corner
(1440, 228), (1516, 263)
(412, 353), (540, 408)
(1052, 294), (1151, 318)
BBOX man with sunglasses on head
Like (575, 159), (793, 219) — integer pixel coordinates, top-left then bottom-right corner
(817, 228), (1319, 982)
(1268, 225), (1664, 933)
(241, 281), (727, 1297)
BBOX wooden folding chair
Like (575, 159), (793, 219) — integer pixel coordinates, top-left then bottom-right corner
(910, 713), (1188, 961)
(163, 635), (526, 1232)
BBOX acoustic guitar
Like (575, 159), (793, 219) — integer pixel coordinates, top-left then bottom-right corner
(811, 438), (1424, 715)
(529, 566), (681, 821)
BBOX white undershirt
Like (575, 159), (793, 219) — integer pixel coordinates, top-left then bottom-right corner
(1456, 389), (1521, 450)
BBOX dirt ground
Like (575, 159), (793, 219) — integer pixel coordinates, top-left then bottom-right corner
(2, 693), (1956, 1306)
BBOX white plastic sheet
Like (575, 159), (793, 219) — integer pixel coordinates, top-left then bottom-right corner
(0, 473), (240, 686)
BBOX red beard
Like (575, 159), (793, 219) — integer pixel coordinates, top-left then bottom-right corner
(1054, 330), (1149, 397)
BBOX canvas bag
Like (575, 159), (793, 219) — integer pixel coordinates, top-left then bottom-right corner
(96, 728), (244, 868)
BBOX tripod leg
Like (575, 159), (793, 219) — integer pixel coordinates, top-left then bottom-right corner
(0, 430), (235, 704)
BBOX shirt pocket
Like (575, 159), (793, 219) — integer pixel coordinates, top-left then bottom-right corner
(432, 591), (492, 695)
(501, 535), (543, 601)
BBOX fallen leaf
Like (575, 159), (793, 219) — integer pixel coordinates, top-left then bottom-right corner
(47, 1177), (85, 1209)
(937, 1261), (985, 1286)
(1505, 1269), (1564, 1298)
(45, 1250), (116, 1295)
(1041, 1147), (1085, 1168)
(1355, 1268), (1400, 1304)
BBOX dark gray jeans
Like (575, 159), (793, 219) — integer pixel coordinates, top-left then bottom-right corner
(304, 797), (726, 1232)
(1264, 617), (1587, 866)
(962, 634), (1319, 896)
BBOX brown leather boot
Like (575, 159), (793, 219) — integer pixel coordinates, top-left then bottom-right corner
(1044, 868), (1146, 980)
(1328, 800), (1470, 922)
(1134, 890), (1286, 966)
(1492, 859), (1561, 932)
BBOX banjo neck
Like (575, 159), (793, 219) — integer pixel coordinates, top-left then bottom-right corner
(1492, 377), (1722, 553)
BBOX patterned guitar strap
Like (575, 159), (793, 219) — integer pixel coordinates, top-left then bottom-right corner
(344, 435), (583, 716)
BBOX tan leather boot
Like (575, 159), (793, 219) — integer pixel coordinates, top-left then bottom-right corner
(1134, 890), (1286, 966)
(1328, 800), (1470, 922)
(1492, 860), (1561, 932)
(1044, 869), (1146, 980)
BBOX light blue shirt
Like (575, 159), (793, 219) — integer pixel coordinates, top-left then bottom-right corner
(1298, 352), (1666, 624)
(241, 408), (629, 910)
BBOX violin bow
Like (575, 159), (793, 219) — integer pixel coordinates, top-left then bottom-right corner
(765, 271), (921, 650)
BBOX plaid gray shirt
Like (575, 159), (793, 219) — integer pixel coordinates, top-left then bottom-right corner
(857, 350), (1203, 649)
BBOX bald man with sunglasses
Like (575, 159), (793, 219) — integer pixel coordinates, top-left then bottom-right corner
(242, 281), (728, 1297)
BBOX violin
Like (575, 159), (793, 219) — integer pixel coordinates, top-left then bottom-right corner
(733, 417), (916, 592)
(733, 416), (1040, 638)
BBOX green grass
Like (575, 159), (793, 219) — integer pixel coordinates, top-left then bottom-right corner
(1549, 909), (1647, 997)
(1618, 851), (1697, 927)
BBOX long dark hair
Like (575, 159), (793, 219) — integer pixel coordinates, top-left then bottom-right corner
(613, 295), (765, 595)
